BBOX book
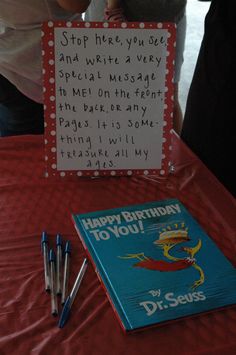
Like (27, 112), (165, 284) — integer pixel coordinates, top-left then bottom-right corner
(72, 199), (236, 332)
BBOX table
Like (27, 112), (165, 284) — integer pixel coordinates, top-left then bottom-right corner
(0, 133), (236, 355)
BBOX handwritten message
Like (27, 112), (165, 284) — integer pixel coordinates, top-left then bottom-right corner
(42, 22), (175, 177)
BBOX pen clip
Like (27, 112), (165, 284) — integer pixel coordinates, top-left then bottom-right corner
(56, 233), (62, 246)
(41, 231), (48, 251)
(65, 241), (71, 254)
(50, 249), (55, 262)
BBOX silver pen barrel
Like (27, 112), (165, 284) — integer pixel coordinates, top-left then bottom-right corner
(56, 234), (63, 295)
(70, 258), (88, 306)
(43, 243), (50, 292)
(61, 241), (71, 304)
(41, 231), (50, 292)
(49, 249), (58, 316)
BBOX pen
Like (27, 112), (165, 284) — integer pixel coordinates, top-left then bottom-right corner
(61, 241), (71, 305)
(49, 249), (58, 316)
(58, 258), (88, 328)
(56, 234), (63, 295)
(41, 231), (50, 292)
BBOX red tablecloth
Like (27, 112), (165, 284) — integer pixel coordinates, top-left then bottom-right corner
(0, 134), (236, 355)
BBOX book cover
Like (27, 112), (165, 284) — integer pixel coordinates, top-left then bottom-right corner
(72, 199), (236, 332)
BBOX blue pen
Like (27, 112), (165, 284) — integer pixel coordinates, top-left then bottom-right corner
(56, 234), (63, 295)
(49, 249), (58, 316)
(61, 241), (71, 305)
(58, 258), (88, 328)
(41, 231), (50, 292)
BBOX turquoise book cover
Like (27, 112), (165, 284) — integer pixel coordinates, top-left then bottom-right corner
(73, 199), (236, 332)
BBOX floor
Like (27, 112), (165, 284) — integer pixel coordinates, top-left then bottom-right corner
(179, 0), (211, 114)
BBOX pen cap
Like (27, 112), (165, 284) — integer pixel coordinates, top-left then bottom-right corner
(41, 231), (48, 246)
(49, 249), (56, 262)
(56, 234), (63, 246)
(65, 241), (71, 254)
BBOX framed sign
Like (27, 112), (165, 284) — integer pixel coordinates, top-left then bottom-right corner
(42, 21), (176, 178)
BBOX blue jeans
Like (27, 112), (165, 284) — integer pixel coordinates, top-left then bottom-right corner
(0, 75), (44, 137)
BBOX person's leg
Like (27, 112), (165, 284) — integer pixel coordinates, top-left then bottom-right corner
(181, 0), (236, 196)
(173, 12), (187, 134)
(0, 75), (44, 137)
(173, 83), (182, 134)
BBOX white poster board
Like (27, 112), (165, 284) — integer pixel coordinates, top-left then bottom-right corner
(42, 21), (175, 178)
